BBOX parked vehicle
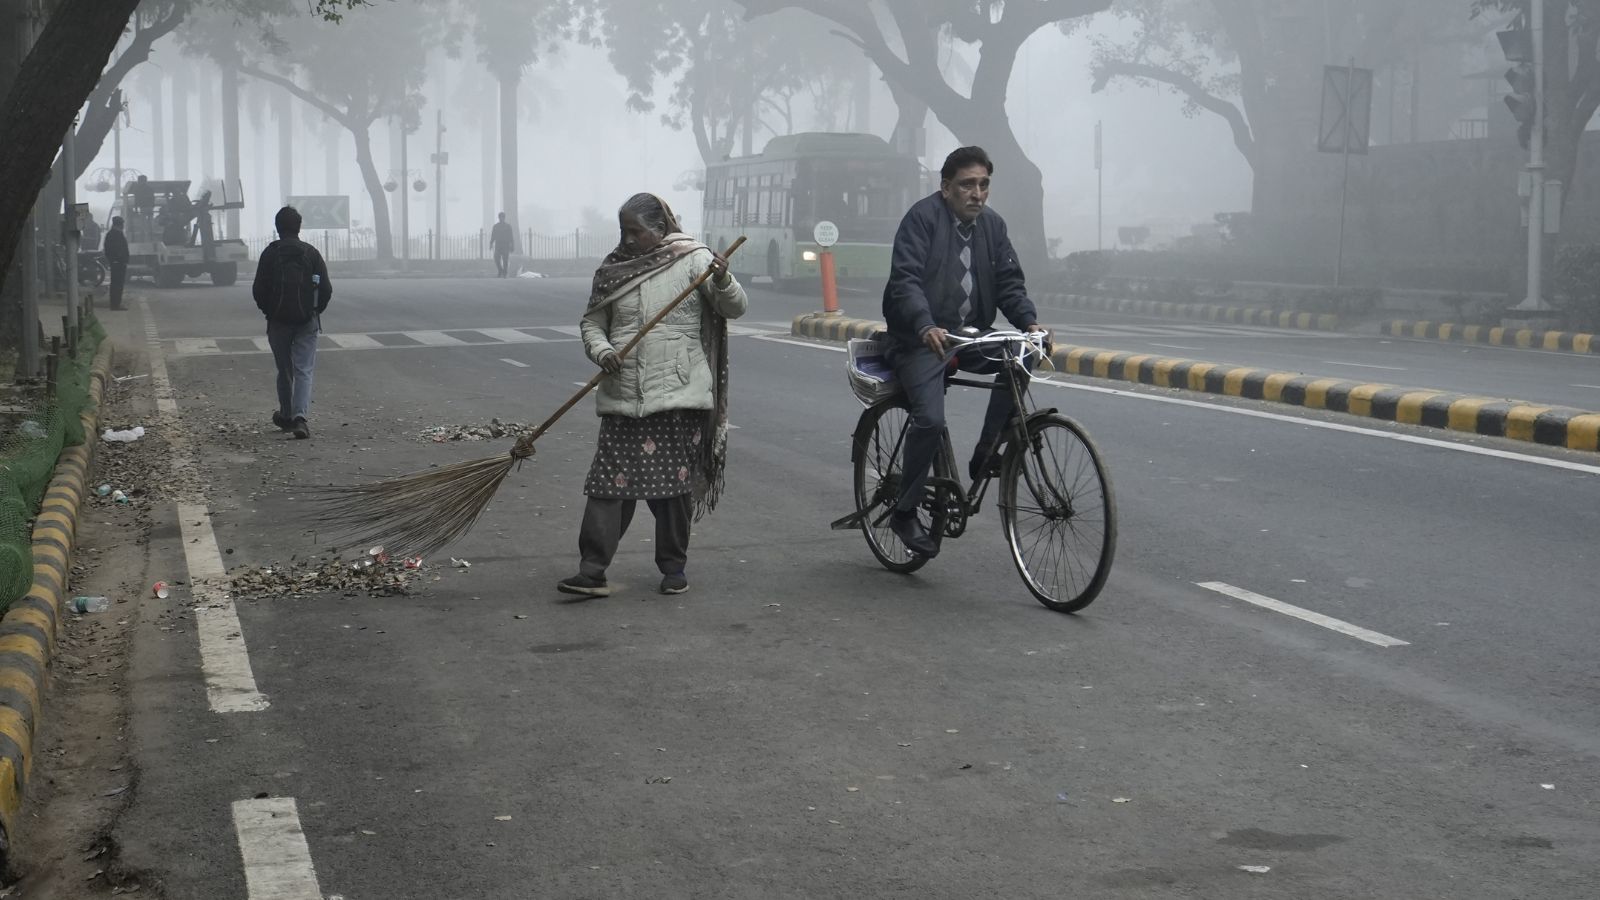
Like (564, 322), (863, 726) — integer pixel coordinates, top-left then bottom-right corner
(111, 179), (249, 287)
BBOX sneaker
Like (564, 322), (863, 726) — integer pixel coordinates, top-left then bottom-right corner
(557, 573), (612, 597)
(292, 417), (310, 440)
(659, 572), (688, 595)
(889, 509), (939, 558)
(271, 411), (293, 431)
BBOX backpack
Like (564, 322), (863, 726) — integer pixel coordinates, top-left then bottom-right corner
(269, 242), (317, 324)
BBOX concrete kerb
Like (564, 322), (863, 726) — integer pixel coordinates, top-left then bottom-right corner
(1037, 293), (1342, 332)
(1385, 319), (1599, 355)
(792, 313), (1600, 453)
(0, 339), (115, 867)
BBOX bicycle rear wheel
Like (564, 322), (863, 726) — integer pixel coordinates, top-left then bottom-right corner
(1000, 414), (1117, 612)
(853, 400), (942, 573)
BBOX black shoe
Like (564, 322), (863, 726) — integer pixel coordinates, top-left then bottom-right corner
(558, 573), (612, 597)
(969, 447), (1003, 482)
(889, 509), (939, 558)
(292, 417), (310, 440)
(659, 572), (688, 595)
(272, 411), (293, 431)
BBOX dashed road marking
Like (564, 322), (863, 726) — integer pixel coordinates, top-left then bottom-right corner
(500, 358), (530, 368)
(407, 330), (467, 346)
(326, 333), (382, 350)
(479, 328), (546, 343)
(233, 797), (325, 899)
(179, 502), (269, 712)
(1196, 581), (1410, 647)
(1321, 360), (1407, 371)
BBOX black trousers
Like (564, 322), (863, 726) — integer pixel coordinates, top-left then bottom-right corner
(578, 494), (692, 578)
(494, 249), (510, 277)
(890, 342), (1031, 513)
(108, 262), (127, 309)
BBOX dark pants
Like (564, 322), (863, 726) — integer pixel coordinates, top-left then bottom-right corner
(108, 262), (127, 309)
(494, 249), (510, 277)
(890, 341), (1031, 512)
(578, 494), (692, 578)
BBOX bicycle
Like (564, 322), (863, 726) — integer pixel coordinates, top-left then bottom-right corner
(830, 328), (1117, 613)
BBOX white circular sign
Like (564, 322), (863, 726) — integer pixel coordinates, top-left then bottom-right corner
(813, 220), (839, 248)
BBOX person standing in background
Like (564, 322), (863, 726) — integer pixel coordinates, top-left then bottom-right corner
(102, 216), (129, 311)
(490, 212), (516, 278)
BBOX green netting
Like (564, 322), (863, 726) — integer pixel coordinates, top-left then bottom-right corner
(0, 315), (105, 609)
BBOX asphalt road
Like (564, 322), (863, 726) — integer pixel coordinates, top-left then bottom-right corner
(100, 276), (1599, 899)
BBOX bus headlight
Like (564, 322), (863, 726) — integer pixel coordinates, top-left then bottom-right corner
(802, 250), (818, 262)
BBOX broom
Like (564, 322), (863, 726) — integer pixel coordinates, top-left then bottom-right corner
(309, 236), (747, 559)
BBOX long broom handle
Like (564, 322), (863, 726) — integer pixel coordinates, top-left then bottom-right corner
(512, 236), (747, 458)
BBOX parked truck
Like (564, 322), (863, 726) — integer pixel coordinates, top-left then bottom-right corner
(112, 179), (249, 287)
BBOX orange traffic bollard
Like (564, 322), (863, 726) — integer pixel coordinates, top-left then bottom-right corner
(820, 250), (840, 316)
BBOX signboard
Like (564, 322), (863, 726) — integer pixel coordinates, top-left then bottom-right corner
(813, 220), (839, 248)
(1318, 65), (1373, 155)
(286, 194), (350, 230)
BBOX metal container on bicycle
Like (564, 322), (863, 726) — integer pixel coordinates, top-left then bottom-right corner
(845, 337), (902, 407)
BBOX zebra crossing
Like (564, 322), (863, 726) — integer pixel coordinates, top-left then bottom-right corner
(166, 322), (793, 357)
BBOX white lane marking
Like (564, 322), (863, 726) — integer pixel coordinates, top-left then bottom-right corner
(326, 333), (383, 349)
(479, 328), (545, 343)
(1572, 384), (1600, 390)
(252, 336), (272, 352)
(174, 337), (220, 355)
(500, 358), (530, 368)
(753, 335), (847, 352)
(1197, 582), (1409, 647)
(1148, 342), (1203, 351)
(139, 300), (178, 415)
(573, 381), (589, 387)
(544, 325), (584, 337)
(232, 798), (324, 899)
(1321, 360), (1408, 371)
(179, 502), (270, 713)
(1035, 378), (1600, 477)
(408, 330), (466, 346)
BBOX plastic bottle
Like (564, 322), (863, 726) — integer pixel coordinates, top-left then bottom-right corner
(71, 596), (110, 613)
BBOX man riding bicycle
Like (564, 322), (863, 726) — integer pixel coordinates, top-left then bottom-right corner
(881, 146), (1046, 558)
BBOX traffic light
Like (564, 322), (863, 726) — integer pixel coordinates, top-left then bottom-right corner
(1499, 27), (1537, 149)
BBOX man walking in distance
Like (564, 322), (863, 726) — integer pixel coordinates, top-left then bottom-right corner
(491, 212), (516, 278)
(252, 206), (332, 440)
(102, 215), (129, 311)
(880, 146), (1046, 558)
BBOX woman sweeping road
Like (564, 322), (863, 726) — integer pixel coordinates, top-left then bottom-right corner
(558, 193), (749, 598)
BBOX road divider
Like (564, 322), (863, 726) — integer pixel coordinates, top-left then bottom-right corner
(0, 339), (114, 864)
(1385, 319), (1597, 355)
(1037, 292), (1341, 331)
(791, 313), (1600, 453)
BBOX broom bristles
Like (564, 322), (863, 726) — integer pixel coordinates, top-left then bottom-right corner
(306, 452), (519, 559)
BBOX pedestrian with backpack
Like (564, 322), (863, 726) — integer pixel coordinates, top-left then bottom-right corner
(252, 206), (332, 439)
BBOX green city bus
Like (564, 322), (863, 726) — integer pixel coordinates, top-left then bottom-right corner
(702, 132), (925, 288)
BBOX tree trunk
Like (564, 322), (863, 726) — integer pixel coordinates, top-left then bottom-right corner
(172, 70), (189, 179)
(499, 72), (518, 233)
(352, 124), (393, 260)
(981, 130), (1047, 275)
(0, 0), (141, 297)
(481, 89), (496, 226)
(277, 87), (293, 204)
(147, 73), (165, 180)
(325, 124), (340, 194)
(199, 69), (216, 179)
(221, 64), (241, 238)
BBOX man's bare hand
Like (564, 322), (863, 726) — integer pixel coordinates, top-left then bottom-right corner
(922, 327), (949, 355)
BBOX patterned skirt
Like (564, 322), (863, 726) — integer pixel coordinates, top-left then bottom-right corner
(583, 409), (705, 500)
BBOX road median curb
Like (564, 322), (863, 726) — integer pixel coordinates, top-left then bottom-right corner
(1037, 293), (1341, 331)
(1385, 319), (1598, 354)
(791, 313), (1600, 453)
(0, 339), (115, 863)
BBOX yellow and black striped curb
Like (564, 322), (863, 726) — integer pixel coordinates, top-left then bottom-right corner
(0, 340), (114, 855)
(1037, 292), (1341, 331)
(1385, 320), (1598, 355)
(791, 313), (1600, 452)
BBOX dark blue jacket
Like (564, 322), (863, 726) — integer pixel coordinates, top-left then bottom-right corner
(881, 192), (1037, 342)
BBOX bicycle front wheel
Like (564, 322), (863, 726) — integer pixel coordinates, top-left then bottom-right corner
(853, 400), (937, 574)
(1000, 414), (1117, 612)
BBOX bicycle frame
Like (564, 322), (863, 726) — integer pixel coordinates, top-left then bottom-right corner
(932, 331), (1052, 520)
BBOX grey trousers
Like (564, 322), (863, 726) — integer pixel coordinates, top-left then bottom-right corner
(578, 494), (692, 578)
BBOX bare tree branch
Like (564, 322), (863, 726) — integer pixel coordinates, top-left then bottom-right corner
(237, 64), (357, 130)
(1093, 59), (1257, 168)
